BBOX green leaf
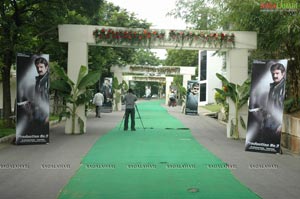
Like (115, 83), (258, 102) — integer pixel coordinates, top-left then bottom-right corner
(59, 111), (71, 121)
(227, 83), (236, 92)
(112, 77), (119, 89)
(240, 116), (246, 129)
(76, 65), (88, 87)
(215, 88), (226, 96)
(238, 97), (249, 109)
(52, 64), (74, 86)
(76, 93), (87, 105)
(216, 73), (229, 84)
(77, 70), (101, 90)
(50, 80), (71, 93)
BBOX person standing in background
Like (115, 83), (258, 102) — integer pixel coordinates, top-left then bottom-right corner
(93, 90), (104, 118)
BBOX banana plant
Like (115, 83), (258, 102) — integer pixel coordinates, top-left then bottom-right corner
(215, 73), (250, 139)
(50, 65), (101, 134)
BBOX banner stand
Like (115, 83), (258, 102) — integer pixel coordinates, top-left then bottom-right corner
(16, 53), (50, 145)
(185, 80), (200, 115)
(245, 60), (288, 154)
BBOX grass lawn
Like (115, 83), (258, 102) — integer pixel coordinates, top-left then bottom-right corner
(0, 128), (15, 139)
(201, 104), (221, 112)
(0, 119), (15, 138)
(0, 115), (60, 139)
(50, 115), (60, 121)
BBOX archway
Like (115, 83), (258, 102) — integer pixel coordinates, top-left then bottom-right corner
(58, 24), (257, 138)
(111, 65), (196, 110)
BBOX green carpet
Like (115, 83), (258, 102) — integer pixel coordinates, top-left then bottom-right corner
(57, 100), (261, 199)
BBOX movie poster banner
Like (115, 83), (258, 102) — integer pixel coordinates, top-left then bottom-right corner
(245, 60), (288, 153)
(185, 80), (200, 115)
(16, 53), (50, 144)
(100, 77), (113, 112)
(168, 85), (178, 106)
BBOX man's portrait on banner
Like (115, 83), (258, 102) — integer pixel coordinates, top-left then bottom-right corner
(246, 60), (287, 153)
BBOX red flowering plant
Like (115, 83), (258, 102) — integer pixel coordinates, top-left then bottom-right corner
(169, 30), (184, 44)
(93, 28), (235, 48)
(184, 31), (196, 46)
(168, 30), (235, 48)
(211, 33), (220, 47)
(93, 28), (106, 40)
(152, 30), (165, 43)
(158, 30), (166, 40)
(219, 32), (235, 48)
(228, 33), (235, 47)
(205, 32), (222, 47)
(93, 28), (166, 47)
(193, 32), (209, 46)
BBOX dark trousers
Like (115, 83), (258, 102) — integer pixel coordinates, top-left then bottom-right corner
(124, 108), (135, 130)
(95, 106), (101, 117)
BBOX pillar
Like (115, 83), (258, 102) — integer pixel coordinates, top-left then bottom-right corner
(182, 74), (192, 90)
(165, 77), (174, 105)
(113, 71), (123, 111)
(65, 42), (88, 134)
(226, 49), (248, 138)
(180, 67), (195, 90)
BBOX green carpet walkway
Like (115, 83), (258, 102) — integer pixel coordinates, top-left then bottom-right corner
(57, 100), (261, 199)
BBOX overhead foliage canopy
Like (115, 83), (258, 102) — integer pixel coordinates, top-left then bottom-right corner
(0, 0), (157, 124)
(0, 0), (104, 124)
(170, 0), (300, 112)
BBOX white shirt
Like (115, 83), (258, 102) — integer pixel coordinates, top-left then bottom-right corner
(93, 92), (104, 106)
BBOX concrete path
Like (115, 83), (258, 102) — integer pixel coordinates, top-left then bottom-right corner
(0, 111), (123, 199)
(166, 105), (300, 199)
(0, 101), (299, 199)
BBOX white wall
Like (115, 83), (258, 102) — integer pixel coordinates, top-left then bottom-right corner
(199, 50), (223, 105)
(206, 51), (223, 104)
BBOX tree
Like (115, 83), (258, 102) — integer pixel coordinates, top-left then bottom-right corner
(0, 0), (152, 128)
(223, 0), (300, 113)
(170, 0), (300, 113)
(165, 49), (198, 67)
(0, 0), (103, 127)
(169, 0), (225, 30)
(164, 49), (198, 104)
(132, 49), (162, 66)
(88, 2), (153, 86)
